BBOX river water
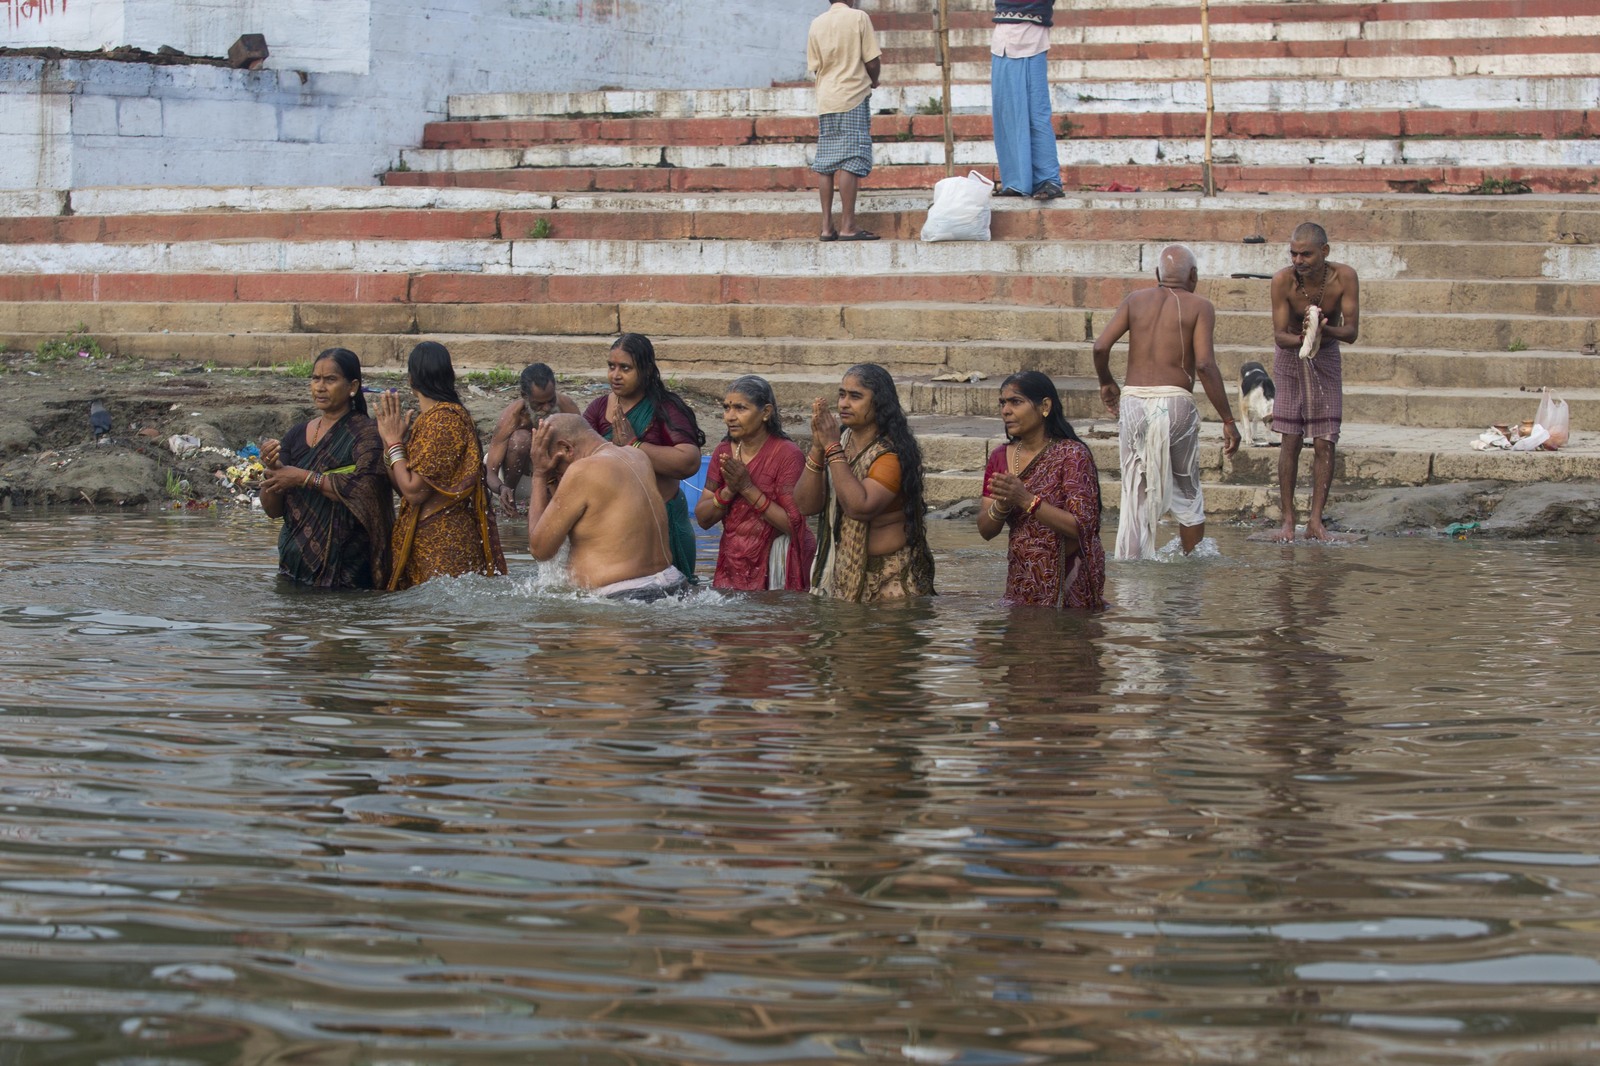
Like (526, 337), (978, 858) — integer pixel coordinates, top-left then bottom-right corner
(1, 510), (1598, 1065)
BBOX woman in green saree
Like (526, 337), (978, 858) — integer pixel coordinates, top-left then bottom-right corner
(581, 333), (706, 580)
(260, 348), (394, 590)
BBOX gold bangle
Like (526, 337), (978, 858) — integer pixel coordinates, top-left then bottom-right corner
(805, 457), (824, 474)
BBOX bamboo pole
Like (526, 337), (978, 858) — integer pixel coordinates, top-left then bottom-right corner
(939, 0), (954, 175)
(1200, 0), (1216, 196)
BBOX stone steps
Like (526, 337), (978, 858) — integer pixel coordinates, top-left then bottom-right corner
(395, 138), (1600, 175)
(8, 233), (1598, 281)
(14, 195), (1600, 247)
(1, 301), (1591, 371)
(420, 110), (1600, 151)
(11, 325), (1587, 431)
(9, 268), (1598, 317)
(446, 77), (1600, 121)
(384, 163), (1596, 196)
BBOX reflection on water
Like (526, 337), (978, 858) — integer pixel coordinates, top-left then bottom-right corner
(2, 510), (1599, 1064)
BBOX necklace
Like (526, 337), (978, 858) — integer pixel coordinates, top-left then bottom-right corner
(733, 435), (763, 464)
(307, 414), (334, 447)
(1009, 439), (1043, 474)
(1295, 264), (1330, 309)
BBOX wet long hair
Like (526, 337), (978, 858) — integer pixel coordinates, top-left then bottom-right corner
(407, 341), (463, 407)
(612, 333), (706, 448)
(1001, 370), (1100, 515)
(724, 374), (788, 441)
(317, 346), (366, 417)
(843, 362), (928, 548)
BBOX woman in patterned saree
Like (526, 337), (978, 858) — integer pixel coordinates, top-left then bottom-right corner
(377, 341), (507, 590)
(260, 347), (393, 590)
(977, 370), (1106, 610)
(694, 375), (816, 591)
(797, 362), (935, 602)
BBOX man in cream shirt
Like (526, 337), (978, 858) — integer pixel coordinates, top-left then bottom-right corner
(807, 0), (882, 241)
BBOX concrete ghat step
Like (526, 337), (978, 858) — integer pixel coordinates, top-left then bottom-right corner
(397, 138), (1600, 175)
(4, 302), (1594, 365)
(879, 54), (1600, 84)
(17, 329), (1593, 431)
(382, 163), (1598, 197)
(447, 76), (1600, 121)
(860, 0), (1557, 13)
(879, 34), (1596, 67)
(421, 110), (1600, 151)
(877, 16), (1600, 50)
(15, 197), (1600, 249)
(10, 273), (1600, 319)
(14, 236), (1564, 282)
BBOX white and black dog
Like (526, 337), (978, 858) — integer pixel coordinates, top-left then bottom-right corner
(1238, 361), (1277, 446)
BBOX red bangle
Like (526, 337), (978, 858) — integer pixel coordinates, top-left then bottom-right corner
(1025, 495), (1043, 518)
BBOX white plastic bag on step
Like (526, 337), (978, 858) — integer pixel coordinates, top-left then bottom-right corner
(920, 170), (993, 242)
(1536, 388), (1570, 449)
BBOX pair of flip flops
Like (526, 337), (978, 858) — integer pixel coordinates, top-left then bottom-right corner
(819, 231), (881, 242)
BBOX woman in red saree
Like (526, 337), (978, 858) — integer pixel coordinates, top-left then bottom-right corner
(377, 342), (507, 590)
(694, 375), (816, 591)
(978, 371), (1106, 610)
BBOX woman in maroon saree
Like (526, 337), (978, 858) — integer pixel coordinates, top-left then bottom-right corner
(977, 371), (1106, 610)
(694, 375), (816, 591)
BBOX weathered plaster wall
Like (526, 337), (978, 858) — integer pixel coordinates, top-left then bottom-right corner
(0, 0), (810, 189)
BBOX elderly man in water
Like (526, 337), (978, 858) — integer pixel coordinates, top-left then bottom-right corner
(1270, 220), (1361, 543)
(1094, 243), (1241, 560)
(525, 414), (687, 601)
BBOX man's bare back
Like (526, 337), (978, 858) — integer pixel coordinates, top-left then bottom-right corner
(526, 416), (672, 589)
(1113, 285), (1210, 388)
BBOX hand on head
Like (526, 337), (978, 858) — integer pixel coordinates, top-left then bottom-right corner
(530, 420), (561, 481)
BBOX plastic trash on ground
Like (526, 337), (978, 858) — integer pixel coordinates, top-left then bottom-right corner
(920, 170), (993, 243)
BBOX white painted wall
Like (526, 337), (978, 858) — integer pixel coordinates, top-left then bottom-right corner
(0, 0), (811, 189)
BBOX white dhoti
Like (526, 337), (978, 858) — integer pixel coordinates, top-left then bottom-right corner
(1116, 385), (1205, 561)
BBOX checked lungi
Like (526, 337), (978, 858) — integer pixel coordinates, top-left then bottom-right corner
(813, 97), (874, 177)
(1272, 336), (1342, 442)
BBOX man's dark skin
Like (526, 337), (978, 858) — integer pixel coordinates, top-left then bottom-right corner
(1270, 222), (1361, 542)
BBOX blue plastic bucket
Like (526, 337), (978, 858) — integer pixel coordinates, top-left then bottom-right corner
(681, 453), (712, 501)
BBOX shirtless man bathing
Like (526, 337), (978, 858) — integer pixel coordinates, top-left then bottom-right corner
(484, 363), (580, 515)
(1093, 243), (1241, 559)
(1270, 221), (1360, 543)
(525, 414), (687, 601)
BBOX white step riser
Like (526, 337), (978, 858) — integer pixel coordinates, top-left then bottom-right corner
(450, 77), (1600, 120)
(401, 139), (1600, 174)
(12, 238), (1596, 282)
(879, 17), (1600, 49)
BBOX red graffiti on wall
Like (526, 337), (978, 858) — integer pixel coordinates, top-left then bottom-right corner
(3, 0), (67, 28)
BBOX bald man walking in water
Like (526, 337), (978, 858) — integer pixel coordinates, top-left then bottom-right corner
(1270, 221), (1360, 542)
(1094, 244), (1241, 559)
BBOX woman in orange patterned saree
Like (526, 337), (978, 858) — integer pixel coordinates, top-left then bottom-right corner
(376, 342), (507, 590)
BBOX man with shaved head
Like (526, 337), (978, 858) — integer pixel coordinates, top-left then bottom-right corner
(525, 414), (686, 600)
(1093, 243), (1240, 558)
(1269, 221), (1360, 542)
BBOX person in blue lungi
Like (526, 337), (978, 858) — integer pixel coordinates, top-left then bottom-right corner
(991, 0), (1063, 200)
